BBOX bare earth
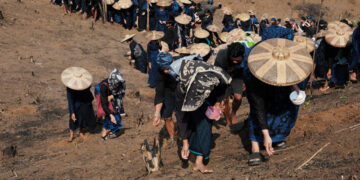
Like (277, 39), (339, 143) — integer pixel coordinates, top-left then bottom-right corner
(0, 0), (359, 179)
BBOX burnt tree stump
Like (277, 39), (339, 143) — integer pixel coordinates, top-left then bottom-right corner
(140, 137), (161, 174)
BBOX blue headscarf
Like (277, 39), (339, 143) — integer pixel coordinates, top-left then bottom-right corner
(156, 52), (173, 69)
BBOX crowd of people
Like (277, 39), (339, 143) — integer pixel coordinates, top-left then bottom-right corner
(57, 0), (360, 174)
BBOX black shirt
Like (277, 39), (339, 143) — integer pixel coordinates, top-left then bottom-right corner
(154, 70), (177, 105)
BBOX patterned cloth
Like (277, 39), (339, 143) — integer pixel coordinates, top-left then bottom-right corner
(261, 24), (294, 41)
(108, 69), (126, 111)
(178, 60), (232, 111)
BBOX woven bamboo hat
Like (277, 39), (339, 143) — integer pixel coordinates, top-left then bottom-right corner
(190, 43), (211, 57)
(147, 31), (165, 41)
(61, 67), (93, 90)
(219, 32), (228, 42)
(194, 28), (210, 39)
(261, 13), (268, 20)
(207, 24), (220, 32)
(180, 0), (191, 5)
(105, 0), (115, 5)
(227, 28), (246, 44)
(235, 13), (250, 22)
(150, 0), (158, 3)
(247, 31), (261, 44)
(160, 41), (169, 52)
(223, 7), (232, 15)
(157, 0), (172, 7)
(175, 13), (192, 25)
(112, 2), (122, 10)
(121, 34), (135, 42)
(327, 21), (349, 30)
(248, 10), (255, 16)
(294, 36), (315, 53)
(175, 47), (190, 54)
(116, 0), (133, 9)
(325, 22), (353, 48)
(248, 38), (313, 86)
(315, 30), (326, 38)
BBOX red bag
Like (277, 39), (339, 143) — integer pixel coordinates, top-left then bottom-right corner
(95, 82), (115, 118)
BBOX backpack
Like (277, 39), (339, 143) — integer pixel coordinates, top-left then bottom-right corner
(94, 81), (115, 118)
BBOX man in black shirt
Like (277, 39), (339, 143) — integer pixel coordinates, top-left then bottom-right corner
(152, 52), (177, 139)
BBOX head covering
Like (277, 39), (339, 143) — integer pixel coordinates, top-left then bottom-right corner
(105, 0), (115, 5)
(325, 22), (353, 48)
(189, 43), (211, 57)
(285, 18), (290, 22)
(294, 36), (315, 53)
(248, 38), (313, 86)
(219, 32), (228, 42)
(156, 0), (172, 7)
(180, 0), (191, 5)
(315, 30), (326, 38)
(160, 41), (169, 52)
(290, 18), (295, 22)
(261, 13), (269, 20)
(150, 0), (158, 3)
(115, 0), (133, 9)
(61, 67), (93, 90)
(156, 52), (173, 68)
(207, 24), (220, 32)
(108, 69), (126, 109)
(194, 28), (210, 39)
(227, 28), (246, 44)
(175, 14), (192, 25)
(236, 13), (250, 22)
(223, 7), (232, 15)
(112, 2), (122, 10)
(175, 47), (190, 54)
(248, 10), (255, 16)
(121, 34), (135, 42)
(306, 15), (312, 19)
(147, 31), (164, 41)
(271, 17), (276, 21)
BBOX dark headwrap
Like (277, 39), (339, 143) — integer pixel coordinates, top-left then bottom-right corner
(108, 69), (126, 109)
(156, 52), (173, 69)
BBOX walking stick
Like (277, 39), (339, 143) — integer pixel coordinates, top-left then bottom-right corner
(309, 0), (324, 97)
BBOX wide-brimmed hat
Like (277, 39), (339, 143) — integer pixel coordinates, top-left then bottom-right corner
(223, 7), (232, 15)
(149, 0), (158, 3)
(315, 30), (326, 38)
(105, 0), (115, 5)
(219, 32), (228, 42)
(248, 38), (313, 86)
(156, 0), (172, 7)
(207, 24), (220, 32)
(327, 21), (350, 30)
(226, 28), (246, 44)
(247, 31), (261, 44)
(169, 51), (180, 57)
(248, 10), (255, 16)
(121, 34), (135, 42)
(180, 0), (191, 5)
(175, 47), (190, 54)
(325, 22), (353, 48)
(160, 41), (169, 52)
(194, 28), (210, 39)
(112, 2), (122, 10)
(116, 0), (133, 9)
(175, 14), (192, 25)
(261, 13), (268, 20)
(147, 31), (165, 41)
(235, 13), (250, 22)
(61, 67), (93, 90)
(293, 36), (315, 53)
(189, 43), (211, 57)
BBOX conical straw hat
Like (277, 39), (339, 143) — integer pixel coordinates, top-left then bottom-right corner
(194, 28), (210, 39)
(227, 28), (246, 44)
(248, 38), (313, 86)
(175, 47), (190, 54)
(294, 36), (315, 53)
(207, 24), (220, 32)
(325, 22), (353, 48)
(261, 13), (268, 20)
(160, 41), (169, 52)
(223, 7), (232, 15)
(247, 31), (261, 44)
(189, 43), (211, 57)
(112, 2), (122, 10)
(248, 10), (255, 16)
(146, 31), (165, 40)
(169, 51), (180, 57)
(327, 21), (350, 30)
(157, 0), (172, 7)
(61, 67), (93, 90)
(117, 0), (133, 9)
(315, 30), (326, 38)
(105, 0), (115, 5)
(121, 34), (135, 42)
(175, 14), (192, 25)
(219, 32), (228, 42)
(235, 13), (250, 22)
(180, 0), (191, 5)
(150, 0), (158, 3)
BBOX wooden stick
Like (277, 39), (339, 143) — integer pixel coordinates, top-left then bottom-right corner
(295, 142), (330, 170)
(335, 123), (360, 133)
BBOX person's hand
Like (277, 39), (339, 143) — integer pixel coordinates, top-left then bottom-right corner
(71, 113), (77, 122)
(128, 56), (132, 60)
(242, 83), (246, 92)
(181, 139), (190, 160)
(124, 19), (127, 24)
(110, 114), (117, 124)
(263, 133), (274, 156)
(149, 63), (152, 70)
(327, 69), (332, 79)
(108, 95), (114, 102)
(292, 85), (300, 95)
(152, 114), (161, 127)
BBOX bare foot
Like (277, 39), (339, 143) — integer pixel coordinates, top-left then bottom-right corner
(319, 86), (329, 92)
(193, 163), (213, 174)
(68, 136), (74, 142)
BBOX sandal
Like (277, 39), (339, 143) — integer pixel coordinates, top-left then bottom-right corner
(248, 152), (264, 166)
(274, 141), (288, 150)
(319, 86), (329, 92)
(101, 133), (109, 141)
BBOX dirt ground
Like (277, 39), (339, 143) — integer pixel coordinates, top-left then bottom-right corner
(0, 0), (359, 179)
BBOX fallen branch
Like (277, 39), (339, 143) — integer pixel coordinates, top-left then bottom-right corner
(335, 123), (360, 133)
(295, 142), (330, 170)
